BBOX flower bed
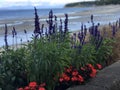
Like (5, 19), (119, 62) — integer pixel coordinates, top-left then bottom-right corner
(0, 8), (120, 90)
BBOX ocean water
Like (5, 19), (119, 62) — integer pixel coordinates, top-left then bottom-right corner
(0, 7), (120, 47)
(0, 7), (93, 20)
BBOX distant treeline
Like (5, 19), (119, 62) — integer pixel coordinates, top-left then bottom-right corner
(65, 0), (120, 7)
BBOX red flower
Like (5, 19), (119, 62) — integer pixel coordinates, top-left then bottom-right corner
(64, 75), (70, 81)
(78, 75), (84, 82)
(71, 76), (78, 82)
(40, 83), (46, 87)
(29, 82), (37, 88)
(18, 88), (24, 90)
(66, 68), (72, 73)
(87, 64), (94, 69)
(72, 70), (78, 76)
(39, 87), (46, 90)
(96, 64), (102, 69)
(90, 68), (97, 78)
(24, 86), (30, 90)
(59, 78), (64, 82)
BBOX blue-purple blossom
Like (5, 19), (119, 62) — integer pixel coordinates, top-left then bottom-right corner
(4, 24), (8, 50)
(112, 25), (116, 37)
(119, 18), (120, 28)
(24, 29), (27, 34)
(48, 10), (53, 35)
(59, 19), (63, 34)
(34, 7), (40, 36)
(91, 14), (93, 23)
(64, 14), (68, 33)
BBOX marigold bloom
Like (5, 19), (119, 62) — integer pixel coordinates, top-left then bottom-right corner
(39, 87), (46, 90)
(96, 64), (102, 69)
(29, 81), (37, 88)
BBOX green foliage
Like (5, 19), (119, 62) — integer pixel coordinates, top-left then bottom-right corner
(0, 48), (28, 89)
(70, 44), (96, 69)
(94, 38), (115, 64)
(25, 33), (71, 90)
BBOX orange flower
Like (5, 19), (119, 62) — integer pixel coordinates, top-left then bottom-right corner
(29, 82), (37, 88)
(64, 75), (70, 81)
(18, 88), (24, 90)
(71, 76), (78, 82)
(72, 70), (78, 76)
(87, 64), (94, 69)
(78, 75), (84, 82)
(90, 68), (97, 78)
(39, 87), (46, 90)
(96, 64), (102, 69)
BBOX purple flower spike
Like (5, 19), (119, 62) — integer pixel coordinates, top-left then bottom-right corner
(4, 24), (8, 50)
(48, 10), (53, 35)
(34, 7), (40, 37)
(24, 29), (27, 34)
(59, 19), (63, 34)
(91, 14), (94, 23)
(64, 14), (68, 33)
(112, 25), (116, 37)
(119, 18), (120, 28)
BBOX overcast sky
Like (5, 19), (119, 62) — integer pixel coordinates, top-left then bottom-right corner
(0, 0), (94, 9)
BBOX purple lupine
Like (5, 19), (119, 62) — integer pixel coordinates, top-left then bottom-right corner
(45, 27), (48, 38)
(84, 25), (87, 35)
(13, 27), (17, 35)
(119, 18), (120, 28)
(112, 25), (116, 37)
(48, 10), (53, 35)
(59, 19), (63, 34)
(78, 31), (85, 45)
(34, 7), (40, 37)
(73, 33), (76, 42)
(24, 29), (29, 42)
(81, 23), (84, 32)
(94, 25), (98, 37)
(91, 14), (93, 23)
(54, 15), (57, 33)
(24, 29), (27, 34)
(64, 14), (68, 33)
(41, 24), (44, 34)
(4, 24), (8, 50)
(96, 36), (103, 50)
(13, 27), (18, 48)
(53, 24), (56, 34)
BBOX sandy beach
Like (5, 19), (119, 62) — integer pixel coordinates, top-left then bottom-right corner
(0, 5), (120, 46)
